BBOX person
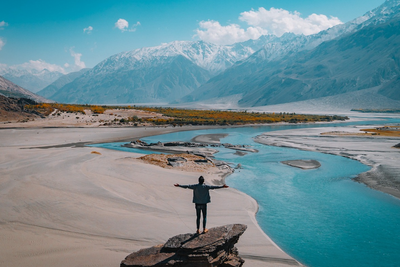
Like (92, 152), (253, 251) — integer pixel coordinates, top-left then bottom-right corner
(174, 176), (229, 234)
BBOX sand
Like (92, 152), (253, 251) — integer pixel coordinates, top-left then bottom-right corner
(0, 127), (301, 267)
(255, 125), (400, 199)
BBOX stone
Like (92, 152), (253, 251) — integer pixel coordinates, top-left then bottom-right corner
(167, 157), (187, 167)
(121, 224), (247, 267)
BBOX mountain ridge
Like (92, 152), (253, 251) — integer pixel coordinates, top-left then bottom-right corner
(180, 0), (400, 107)
(0, 75), (50, 103)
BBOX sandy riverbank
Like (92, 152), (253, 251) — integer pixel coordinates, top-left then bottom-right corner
(0, 127), (301, 267)
(254, 125), (400, 199)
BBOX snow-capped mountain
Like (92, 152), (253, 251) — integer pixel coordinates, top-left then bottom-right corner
(229, 0), (400, 65)
(0, 67), (65, 93)
(48, 39), (269, 104)
(50, 55), (212, 104)
(43, 0), (400, 106)
(181, 0), (400, 107)
(91, 39), (268, 75)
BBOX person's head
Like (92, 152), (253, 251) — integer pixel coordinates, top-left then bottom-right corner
(198, 176), (205, 184)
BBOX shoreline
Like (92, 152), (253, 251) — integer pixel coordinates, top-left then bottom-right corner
(0, 126), (302, 267)
(254, 126), (400, 199)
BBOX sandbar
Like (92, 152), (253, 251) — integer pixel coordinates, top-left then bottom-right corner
(191, 133), (229, 144)
(254, 125), (400, 199)
(282, 160), (321, 169)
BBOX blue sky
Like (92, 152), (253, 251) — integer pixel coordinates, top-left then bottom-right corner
(0, 0), (385, 73)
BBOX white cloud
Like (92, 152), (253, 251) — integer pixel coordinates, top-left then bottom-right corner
(0, 63), (7, 71)
(115, 19), (140, 32)
(20, 59), (67, 73)
(239, 7), (342, 37)
(195, 7), (343, 45)
(0, 38), (4, 50)
(196, 20), (267, 45)
(0, 21), (8, 30)
(0, 60), (70, 74)
(69, 48), (86, 70)
(115, 19), (128, 31)
(0, 49), (85, 75)
(83, 26), (93, 34)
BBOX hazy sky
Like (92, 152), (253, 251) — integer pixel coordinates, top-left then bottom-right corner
(0, 0), (385, 73)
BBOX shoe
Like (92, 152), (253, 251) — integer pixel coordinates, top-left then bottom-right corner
(196, 229), (201, 234)
(202, 229), (208, 234)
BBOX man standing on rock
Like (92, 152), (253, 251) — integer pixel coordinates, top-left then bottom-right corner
(174, 176), (228, 234)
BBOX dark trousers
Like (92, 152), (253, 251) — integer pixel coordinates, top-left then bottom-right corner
(195, 203), (207, 230)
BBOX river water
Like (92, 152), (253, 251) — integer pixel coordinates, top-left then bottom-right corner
(91, 118), (400, 267)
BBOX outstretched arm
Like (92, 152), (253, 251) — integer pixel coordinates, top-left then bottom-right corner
(208, 184), (229, 189)
(174, 184), (192, 189)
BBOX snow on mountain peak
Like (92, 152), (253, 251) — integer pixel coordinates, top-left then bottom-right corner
(95, 39), (267, 75)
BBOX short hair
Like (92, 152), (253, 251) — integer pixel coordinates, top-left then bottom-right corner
(198, 176), (205, 184)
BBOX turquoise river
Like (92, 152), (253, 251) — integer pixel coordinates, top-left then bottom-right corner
(90, 118), (400, 267)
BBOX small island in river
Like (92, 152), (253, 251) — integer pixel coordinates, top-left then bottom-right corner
(282, 159), (321, 169)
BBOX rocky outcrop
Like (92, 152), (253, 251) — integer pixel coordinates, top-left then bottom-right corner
(167, 157), (187, 167)
(121, 224), (247, 267)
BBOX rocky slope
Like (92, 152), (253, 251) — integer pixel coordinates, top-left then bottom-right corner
(0, 95), (41, 122)
(0, 75), (49, 103)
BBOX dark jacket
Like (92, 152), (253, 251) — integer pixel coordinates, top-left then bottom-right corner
(179, 183), (224, 204)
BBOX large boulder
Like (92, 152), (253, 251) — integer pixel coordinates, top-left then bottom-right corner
(121, 224), (247, 267)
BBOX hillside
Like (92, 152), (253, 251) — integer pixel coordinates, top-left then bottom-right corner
(0, 76), (50, 103)
(50, 55), (212, 104)
(0, 95), (40, 122)
(37, 68), (90, 99)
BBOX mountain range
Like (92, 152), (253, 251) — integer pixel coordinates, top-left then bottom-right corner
(5, 0), (400, 109)
(40, 39), (271, 104)
(0, 67), (64, 93)
(181, 0), (400, 106)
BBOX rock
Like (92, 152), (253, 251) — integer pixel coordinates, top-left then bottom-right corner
(167, 157), (187, 167)
(194, 159), (212, 166)
(234, 164), (242, 169)
(130, 140), (149, 146)
(393, 143), (400, 148)
(234, 151), (247, 156)
(121, 224), (247, 267)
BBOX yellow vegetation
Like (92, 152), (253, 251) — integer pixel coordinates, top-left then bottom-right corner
(25, 103), (348, 126)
